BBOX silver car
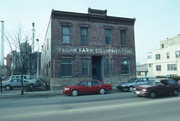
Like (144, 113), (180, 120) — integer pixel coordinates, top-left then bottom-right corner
(2, 78), (40, 90)
(116, 77), (153, 91)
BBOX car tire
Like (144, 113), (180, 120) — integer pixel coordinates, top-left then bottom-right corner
(28, 84), (34, 91)
(149, 91), (157, 98)
(99, 88), (106, 95)
(128, 86), (134, 92)
(172, 89), (179, 96)
(71, 90), (78, 96)
(5, 85), (12, 91)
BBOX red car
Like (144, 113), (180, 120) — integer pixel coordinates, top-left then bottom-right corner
(62, 80), (112, 96)
(134, 78), (180, 98)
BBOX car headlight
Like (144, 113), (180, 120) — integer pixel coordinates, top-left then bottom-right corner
(142, 89), (147, 92)
(64, 87), (70, 91)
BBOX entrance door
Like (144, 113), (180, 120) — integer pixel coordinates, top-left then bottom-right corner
(92, 56), (103, 81)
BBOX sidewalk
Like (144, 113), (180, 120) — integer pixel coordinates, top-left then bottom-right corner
(0, 87), (120, 99)
(0, 89), (62, 99)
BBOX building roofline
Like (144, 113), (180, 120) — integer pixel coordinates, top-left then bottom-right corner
(51, 9), (135, 26)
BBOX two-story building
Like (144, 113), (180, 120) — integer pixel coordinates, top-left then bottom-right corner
(147, 34), (180, 77)
(41, 8), (136, 89)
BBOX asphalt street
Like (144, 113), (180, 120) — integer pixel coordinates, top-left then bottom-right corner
(0, 92), (180, 121)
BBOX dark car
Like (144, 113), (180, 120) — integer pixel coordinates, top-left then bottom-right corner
(134, 78), (180, 98)
(62, 80), (112, 96)
(116, 77), (153, 92)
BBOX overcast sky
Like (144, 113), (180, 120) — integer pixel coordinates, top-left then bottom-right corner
(0, 0), (180, 64)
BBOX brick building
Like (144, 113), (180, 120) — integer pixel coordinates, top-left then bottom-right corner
(41, 8), (136, 89)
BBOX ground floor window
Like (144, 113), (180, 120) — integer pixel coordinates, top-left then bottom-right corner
(60, 58), (73, 76)
(167, 64), (177, 71)
(156, 65), (161, 71)
(81, 58), (89, 76)
(120, 58), (130, 74)
(104, 59), (113, 76)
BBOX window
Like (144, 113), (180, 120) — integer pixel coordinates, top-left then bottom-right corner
(120, 30), (127, 46)
(81, 58), (89, 76)
(167, 64), (177, 71)
(104, 59), (113, 76)
(91, 81), (101, 86)
(155, 54), (161, 60)
(81, 28), (88, 45)
(147, 55), (152, 59)
(175, 51), (180, 58)
(105, 29), (112, 44)
(149, 64), (152, 67)
(166, 52), (170, 59)
(60, 58), (72, 76)
(156, 65), (161, 71)
(62, 26), (70, 43)
(120, 58), (130, 74)
(167, 80), (176, 85)
(161, 44), (164, 48)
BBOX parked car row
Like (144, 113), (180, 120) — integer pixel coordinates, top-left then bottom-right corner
(1, 75), (49, 91)
(62, 77), (180, 98)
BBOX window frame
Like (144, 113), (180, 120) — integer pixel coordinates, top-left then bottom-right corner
(80, 27), (88, 45)
(62, 26), (70, 44)
(104, 29), (112, 44)
(120, 58), (130, 75)
(156, 65), (161, 71)
(81, 58), (89, 76)
(120, 30), (128, 46)
(60, 58), (73, 77)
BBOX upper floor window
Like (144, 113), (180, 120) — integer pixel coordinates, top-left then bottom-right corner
(104, 29), (112, 44)
(166, 52), (170, 59)
(175, 51), (180, 58)
(161, 44), (164, 48)
(120, 30), (128, 46)
(62, 26), (70, 43)
(147, 55), (152, 59)
(120, 58), (130, 74)
(81, 28), (88, 45)
(155, 54), (161, 60)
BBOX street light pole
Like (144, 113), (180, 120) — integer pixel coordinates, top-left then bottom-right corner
(36, 39), (39, 79)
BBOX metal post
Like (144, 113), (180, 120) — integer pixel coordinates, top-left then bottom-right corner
(36, 39), (39, 78)
(32, 23), (35, 53)
(0, 21), (4, 66)
(0, 77), (2, 92)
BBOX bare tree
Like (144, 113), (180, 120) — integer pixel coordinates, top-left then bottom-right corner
(6, 25), (31, 95)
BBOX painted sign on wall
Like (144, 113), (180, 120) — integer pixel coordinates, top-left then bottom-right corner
(58, 47), (134, 55)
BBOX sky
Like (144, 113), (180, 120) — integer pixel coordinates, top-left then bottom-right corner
(0, 0), (180, 64)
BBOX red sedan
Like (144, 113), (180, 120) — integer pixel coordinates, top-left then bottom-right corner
(62, 80), (112, 96)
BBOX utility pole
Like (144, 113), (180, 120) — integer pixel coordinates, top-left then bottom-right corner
(36, 39), (39, 78)
(32, 23), (35, 53)
(0, 21), (4, 66)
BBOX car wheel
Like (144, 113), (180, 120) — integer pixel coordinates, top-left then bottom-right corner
(99, 88), (106, 95)
(71, 90), (78, 96)
(28, 84), (34, 91)
(149, 91), (157, 98)
(128, 86), (134, 92)
(5, 85), (12, 90)
(172, 89), (179, 96)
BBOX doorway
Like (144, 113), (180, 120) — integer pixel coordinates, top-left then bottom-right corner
(92, 56), (103, 82)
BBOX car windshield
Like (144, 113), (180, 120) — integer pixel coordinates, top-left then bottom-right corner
(151, 79), (162, 85)
(128, 78), (136, 83)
